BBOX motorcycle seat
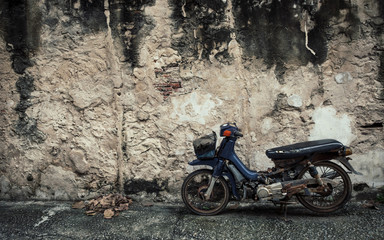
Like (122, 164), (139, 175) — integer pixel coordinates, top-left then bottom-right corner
(265, 139), (344, 159)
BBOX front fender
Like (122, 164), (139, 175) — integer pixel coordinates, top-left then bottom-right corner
(188, 158), (241, 200)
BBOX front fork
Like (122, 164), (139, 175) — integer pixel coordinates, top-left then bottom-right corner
(204, 176), (218, 200)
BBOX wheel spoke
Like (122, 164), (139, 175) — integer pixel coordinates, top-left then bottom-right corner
(296, 162), (352, 213)
(182, 170), (229, 215)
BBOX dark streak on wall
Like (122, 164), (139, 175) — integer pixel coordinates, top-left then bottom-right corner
(78, 0), (107, 33)
(109, 0), (155, 67)
(375, 1), (384, 100)
(170, 0), (361, 82)
(124, 178), (168, 194)
(234, 0), (360, 68)
(43, 0), (107, 34)
(233, 0), (311, 67)
(378, 53), (384, 100)
(309, 0), (360, 64)
(0, 0), (37, 73)
(170, 0), (230, 62)
(0, 0), (45, 143)
(14, 74), (45, 144)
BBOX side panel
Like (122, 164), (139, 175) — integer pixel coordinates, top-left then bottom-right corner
(218, 138), (260, 180)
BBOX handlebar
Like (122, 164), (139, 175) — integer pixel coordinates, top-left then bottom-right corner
(234, 131), (243, 137)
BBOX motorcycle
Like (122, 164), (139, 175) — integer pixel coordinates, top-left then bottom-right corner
(181, 123), (361, 215)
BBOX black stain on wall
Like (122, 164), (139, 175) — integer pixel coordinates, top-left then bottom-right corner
(14, 74), (45, 144)
(0, 0), (45, 143)
(109, 0), (155, 67)
(378, 53), (384, 100)
(78, 0), (107, 32)
(124, 178), (168, 194)
(170, 0), (362, 80)
(233, 0), (311, 67)
(170, 0), (230, 62)
(0, 0), (38, 73)
(1, 0), (157, 141)
(376, 0), (384, 100)
(308, 0), (360, 64)
(232, 0), (359, 68)
(43, 0), (155, 67)
(42, 0), (107, 34)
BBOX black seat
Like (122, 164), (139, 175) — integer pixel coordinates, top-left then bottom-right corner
(265, 139), (344, 159)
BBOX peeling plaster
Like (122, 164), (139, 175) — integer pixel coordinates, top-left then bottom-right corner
(170, 92), (222, 124)
(309, 106), (356, 145)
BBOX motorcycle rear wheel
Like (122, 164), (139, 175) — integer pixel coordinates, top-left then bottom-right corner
(296, 161), (352, 213)
(181, 169), (230, 216)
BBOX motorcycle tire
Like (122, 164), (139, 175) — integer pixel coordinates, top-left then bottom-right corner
(181, 169), (230, 216)
(296, 161), (352, 213)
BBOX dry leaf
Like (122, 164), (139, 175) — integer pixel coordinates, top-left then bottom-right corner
(362, 200), (380, 210)
(72, 201), (85, 209)
(103, 209), (114, 219)
(116, 203), (129, 211)
(86, 210), (97, 216)
(81, 193), (132, 218)
(363, 203), (379, 210)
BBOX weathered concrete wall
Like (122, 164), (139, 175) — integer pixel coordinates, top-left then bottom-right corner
(0, 0), (383, 200)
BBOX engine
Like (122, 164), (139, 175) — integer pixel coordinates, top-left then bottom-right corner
(256, 182), (285, 200)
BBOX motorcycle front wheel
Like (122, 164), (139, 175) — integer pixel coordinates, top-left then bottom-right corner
(181, 169), (230, 216)
(296, 161), (352, 213)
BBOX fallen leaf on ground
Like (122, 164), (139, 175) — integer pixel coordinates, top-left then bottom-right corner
(72, 201), (85, 209)
(86, 210), (97, 216)
(103, 208), (114, 219)
(115, 203), (129, 211)
(362, 200), (380, 210)
(363, 203), (379, 210)
(74, 193), (132, 218)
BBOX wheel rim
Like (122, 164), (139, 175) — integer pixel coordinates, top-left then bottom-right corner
(183, 171), (228, 214)
(297, 162), (351, 211)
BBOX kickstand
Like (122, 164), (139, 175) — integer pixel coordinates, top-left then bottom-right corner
(273, 200), (294, 221)
(278, 201), (296, 221)
(280, 203), (288, 220)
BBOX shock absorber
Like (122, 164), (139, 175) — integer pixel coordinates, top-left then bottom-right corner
(308, 162), (324, 186)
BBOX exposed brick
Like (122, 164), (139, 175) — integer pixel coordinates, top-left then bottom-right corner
(154, 81), (182, 99)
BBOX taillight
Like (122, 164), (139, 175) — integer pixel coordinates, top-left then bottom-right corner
(345, 147), (352, 156)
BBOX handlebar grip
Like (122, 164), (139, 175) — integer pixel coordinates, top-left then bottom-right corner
(234, 131), (243, 137)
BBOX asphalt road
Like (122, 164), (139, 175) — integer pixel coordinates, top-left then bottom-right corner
(0, 200), (383, 240)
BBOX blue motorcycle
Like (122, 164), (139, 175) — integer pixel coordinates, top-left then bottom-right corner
(181, 123), (361, 215)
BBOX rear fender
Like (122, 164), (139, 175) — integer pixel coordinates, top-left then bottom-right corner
(337, 157), (362, 175)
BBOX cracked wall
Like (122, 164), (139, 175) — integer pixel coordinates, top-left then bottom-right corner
(0, 0), (383, 200)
